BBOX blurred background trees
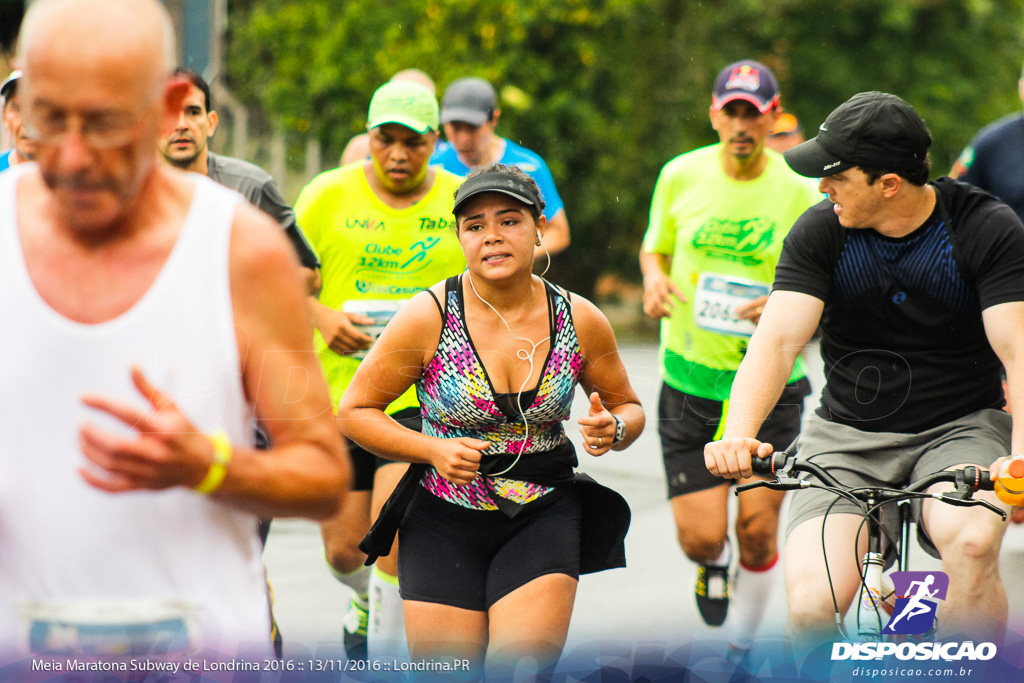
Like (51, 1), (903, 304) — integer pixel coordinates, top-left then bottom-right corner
(8, 0), (1022, 299)
(225, 0), (1024, 297)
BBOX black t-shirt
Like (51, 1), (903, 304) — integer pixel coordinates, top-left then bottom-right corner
(206, 152), (321, 270)
(774, 177), (1024, 433)
(956, 113), (1024, 222)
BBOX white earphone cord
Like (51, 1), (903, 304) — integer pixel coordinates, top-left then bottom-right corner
(538, 230), (551, 278)
(466, 271), (547, 477)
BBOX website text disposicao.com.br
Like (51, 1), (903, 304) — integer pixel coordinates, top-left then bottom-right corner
(838, 640), (997, 679)
(851, 665), (977, 677)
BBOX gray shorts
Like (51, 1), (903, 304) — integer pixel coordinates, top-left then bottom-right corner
(785, 409), (1011, 559)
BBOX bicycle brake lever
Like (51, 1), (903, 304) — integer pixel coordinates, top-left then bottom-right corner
(971, 499), (1007, 520)
(735, 476), (803, 495)
(735, 481), (769, 494)
(937, 493), (1008, 521)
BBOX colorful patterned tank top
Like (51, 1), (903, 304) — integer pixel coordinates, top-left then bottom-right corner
(417, 275), (584, 510)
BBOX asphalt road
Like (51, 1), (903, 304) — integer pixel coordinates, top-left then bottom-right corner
(262, 343), (1024, 671)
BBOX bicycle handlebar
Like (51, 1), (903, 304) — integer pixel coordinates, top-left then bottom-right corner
(750, 451), (994, 491)
(742, 451), (1004, 520)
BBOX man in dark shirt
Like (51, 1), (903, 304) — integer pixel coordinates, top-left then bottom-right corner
(704, 92), (1024, 649)
(158, 67), (320, 294)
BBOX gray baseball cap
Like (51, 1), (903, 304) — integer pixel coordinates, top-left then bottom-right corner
(440, 77), (497, 126)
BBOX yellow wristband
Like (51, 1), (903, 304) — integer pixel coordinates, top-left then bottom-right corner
(195, 430), (232, 495)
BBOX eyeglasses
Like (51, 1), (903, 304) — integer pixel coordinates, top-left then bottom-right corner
(22, 99), (157, 150)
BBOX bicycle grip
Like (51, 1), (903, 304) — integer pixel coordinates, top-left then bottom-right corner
(750, 452), (782, 477)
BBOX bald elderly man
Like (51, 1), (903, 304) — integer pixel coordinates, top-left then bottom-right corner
(0, 0), (348, 662)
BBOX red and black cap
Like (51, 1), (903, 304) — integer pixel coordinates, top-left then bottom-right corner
(711, 60), (780, 114)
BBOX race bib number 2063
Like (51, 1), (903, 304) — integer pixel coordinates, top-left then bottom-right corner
(693, 273), (770, 338)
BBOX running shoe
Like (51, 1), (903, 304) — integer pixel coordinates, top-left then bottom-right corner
(694, 562), (730, 627)
(343, 594), (369, 661)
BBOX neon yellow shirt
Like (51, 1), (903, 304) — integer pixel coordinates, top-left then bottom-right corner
(296, 164), (465, 413)
(643, 144), (821, 400)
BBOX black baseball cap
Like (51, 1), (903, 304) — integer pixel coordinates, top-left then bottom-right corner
(784, 91), (931, 178)
(711, 60), (779, 114)
(440, 77), (497, 126)
(453, 168), (542, 217)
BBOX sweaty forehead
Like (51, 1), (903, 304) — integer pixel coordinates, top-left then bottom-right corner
(181, 85), (207, 111)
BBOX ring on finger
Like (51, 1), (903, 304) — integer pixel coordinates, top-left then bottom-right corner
(598, 436), (604, 447)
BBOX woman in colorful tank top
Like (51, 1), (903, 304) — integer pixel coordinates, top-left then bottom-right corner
(339, 164), (645, 677)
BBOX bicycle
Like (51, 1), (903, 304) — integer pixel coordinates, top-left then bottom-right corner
(736, 451), (1007, 642)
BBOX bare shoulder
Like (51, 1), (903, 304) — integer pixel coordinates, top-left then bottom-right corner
(227, 200), (309, 339)
(568, 291), (615, 337)
(229, 200), (301, 279)
(361, 288), (446, 372)
(562, 290), (618, 362)
(383, 288), (446, 341)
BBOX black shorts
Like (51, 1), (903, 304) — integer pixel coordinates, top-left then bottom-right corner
(397, 486), (582, 611)
(347, 407), (421, 491)
(659, 377), (811, 498)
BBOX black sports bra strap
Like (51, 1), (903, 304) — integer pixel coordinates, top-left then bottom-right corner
(424, 288), (443, 319)
(546, 282), (556, 332)
(446, 274), (461, 299)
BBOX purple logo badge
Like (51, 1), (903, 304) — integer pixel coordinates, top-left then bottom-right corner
(883, 571), (948, 635)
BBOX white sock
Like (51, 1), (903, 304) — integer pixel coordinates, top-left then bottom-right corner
(711, 541), (732, 567)
(329, 561), (370, 598)
(368, 566), (408, 662)
(729, 554), (779, 649)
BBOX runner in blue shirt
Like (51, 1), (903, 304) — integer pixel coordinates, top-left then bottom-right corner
(0, 70), (36, 172)
(431, 77), (570, 257)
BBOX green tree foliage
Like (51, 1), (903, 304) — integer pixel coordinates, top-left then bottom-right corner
(227, 0), (1024, 295)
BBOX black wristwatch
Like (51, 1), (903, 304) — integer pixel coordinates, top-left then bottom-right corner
(612, 415), (627, 444)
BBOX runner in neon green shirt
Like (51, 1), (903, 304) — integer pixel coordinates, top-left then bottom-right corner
(298, 80), (465, 663)
(644, 142), (819, 400)
(640, 60), (821, 651)
(298, 161), (463, 414)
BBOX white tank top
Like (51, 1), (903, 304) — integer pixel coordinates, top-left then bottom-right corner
(0, 165), (270, 658)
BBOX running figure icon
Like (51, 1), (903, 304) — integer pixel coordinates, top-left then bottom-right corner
(887, 575), (938, 629)
(883, 571), (950, 635)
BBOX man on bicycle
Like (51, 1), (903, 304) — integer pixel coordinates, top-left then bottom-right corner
(704, 91), (1024, 647)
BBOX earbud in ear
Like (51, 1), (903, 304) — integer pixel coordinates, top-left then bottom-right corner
(535, 230), (542, 247)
